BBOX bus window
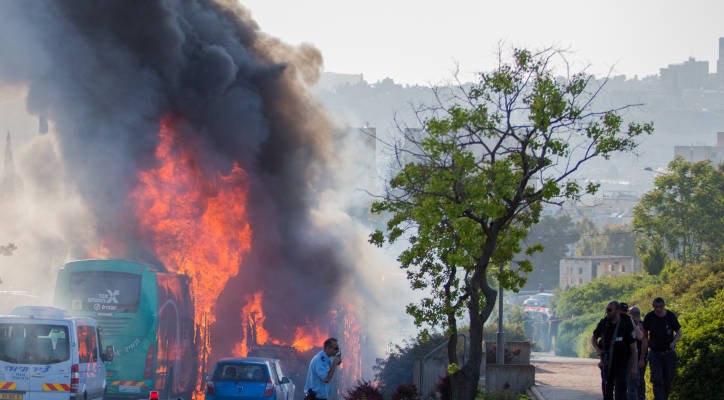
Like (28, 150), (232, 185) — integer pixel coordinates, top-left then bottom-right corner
(69, 271), (141, 313)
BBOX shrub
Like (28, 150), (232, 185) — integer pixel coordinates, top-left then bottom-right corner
(554, 313), (599, 357)
(374, 333), (447, 396)
(435, 374), (451, 400)
(391, 383), (420, 400)
(555, 273), (658, 317)
(478, 390), (532, 400)
(343, 380), (383, 400)
(670, 289), (724, 400)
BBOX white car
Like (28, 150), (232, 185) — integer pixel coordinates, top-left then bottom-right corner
(0, 306), (113, 400)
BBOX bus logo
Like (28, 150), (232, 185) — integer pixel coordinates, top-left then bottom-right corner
(106, 290), (120, 304)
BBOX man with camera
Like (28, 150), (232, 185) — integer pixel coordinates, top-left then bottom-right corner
(643, 297), (681, 400)
(304, 337), (342, 400)
(591, 301), (638, 400)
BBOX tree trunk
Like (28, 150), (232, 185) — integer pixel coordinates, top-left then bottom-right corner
(456, 283), (481, 400)
(453, 261), (499, 400)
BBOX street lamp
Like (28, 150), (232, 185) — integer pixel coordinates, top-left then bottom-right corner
(496, 263), (505, 365)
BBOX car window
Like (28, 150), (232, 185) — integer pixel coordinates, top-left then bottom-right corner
(89, 327), (98, 363)
(214, 363), (268, 382)
(77, 326), (90, 364)
(0, 324), (69, 365)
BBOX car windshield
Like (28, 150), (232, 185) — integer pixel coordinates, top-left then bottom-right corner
(0, 324), (70, 364)
(214, 363), (268, 382)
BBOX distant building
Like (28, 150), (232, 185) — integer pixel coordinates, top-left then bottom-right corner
(559, 256), (636, 289)
(673, 132), (724, 165)
(718, 37), (724, 83)
(553, 191), (639, 227)
(316, 72), (365, 91)
(660, 57), (709, 91)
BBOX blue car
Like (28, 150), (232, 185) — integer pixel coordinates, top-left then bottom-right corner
(205, 357), (295, 400)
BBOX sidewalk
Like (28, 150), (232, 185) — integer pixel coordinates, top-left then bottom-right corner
(530, 352), (601, 400)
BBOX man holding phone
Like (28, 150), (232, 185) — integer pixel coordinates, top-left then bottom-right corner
(304, 337), (342, 400)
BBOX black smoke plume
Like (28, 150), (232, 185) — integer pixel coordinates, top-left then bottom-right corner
(0, 0), (352, 361)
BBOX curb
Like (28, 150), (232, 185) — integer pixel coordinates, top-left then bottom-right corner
(526, 386), (545, 400)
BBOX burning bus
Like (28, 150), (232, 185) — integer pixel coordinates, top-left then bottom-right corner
(53, 259), (196, 400)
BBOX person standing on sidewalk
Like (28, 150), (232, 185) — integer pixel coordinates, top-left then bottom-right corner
(643, 297), (681, 400)
(628, 306), (648, 400)
(592, 301), (638, 400)
(304, 338), (342, 400)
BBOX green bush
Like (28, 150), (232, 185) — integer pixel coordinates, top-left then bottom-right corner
(670, 289), (724, 400)
(555, 273), (658, 317)
(477, 389), (531, 400)
(555, 313), (599, 357)
(574, 317), (603, 358)
(629, 260), (723, 315)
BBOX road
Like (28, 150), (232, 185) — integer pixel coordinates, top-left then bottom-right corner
(531, 352), (601, 400)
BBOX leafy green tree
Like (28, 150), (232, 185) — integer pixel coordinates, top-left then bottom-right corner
(640, 238), (669, 275)
(370, 48), (652, 399)
(634, 158), (724, 266)
(575, 222), (635, 257)
(523, 215), (579, 290)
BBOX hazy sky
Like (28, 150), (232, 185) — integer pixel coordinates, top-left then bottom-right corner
(240, 0), (724, 85)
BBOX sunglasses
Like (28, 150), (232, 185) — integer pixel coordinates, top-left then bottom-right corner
(606, 308), (614, 312)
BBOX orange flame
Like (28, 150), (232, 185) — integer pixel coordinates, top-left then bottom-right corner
(291, 325), (326, 353)
(231, 290), (329, 357)
(129, 117), (364, 397)
(338, 304), (362, 390)
(131, 117), (252, 398)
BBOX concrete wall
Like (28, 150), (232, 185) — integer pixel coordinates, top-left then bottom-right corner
(484, 365), (535, 393)
(484, 341), (531, 365)
(596, 257), (635, 278)
(559, 258), (593, 288)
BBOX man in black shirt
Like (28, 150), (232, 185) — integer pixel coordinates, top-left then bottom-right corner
(643, 297), (681, 400)
(592, 301), (638, 400)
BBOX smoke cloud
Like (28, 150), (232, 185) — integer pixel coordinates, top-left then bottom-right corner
(0, 0), (378, 365)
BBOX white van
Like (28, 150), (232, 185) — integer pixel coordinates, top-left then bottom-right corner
(0, 306), (113, 400)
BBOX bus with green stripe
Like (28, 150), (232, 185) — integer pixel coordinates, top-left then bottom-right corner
(53, 259), (197, 400)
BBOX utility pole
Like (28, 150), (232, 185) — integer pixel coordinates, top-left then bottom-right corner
(496, 263), (505, 364)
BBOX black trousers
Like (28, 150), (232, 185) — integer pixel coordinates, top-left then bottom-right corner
(601, 364), (628, 400)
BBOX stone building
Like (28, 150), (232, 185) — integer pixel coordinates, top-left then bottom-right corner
(674, 132), (724, 165)
(559, 256), (636, 289)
